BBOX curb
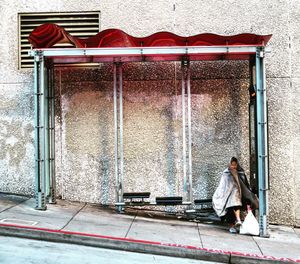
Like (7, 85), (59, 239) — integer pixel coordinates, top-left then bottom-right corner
(0, 224), (297, 264)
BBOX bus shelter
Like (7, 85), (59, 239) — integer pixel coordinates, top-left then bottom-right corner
(29, 24), (271, 237)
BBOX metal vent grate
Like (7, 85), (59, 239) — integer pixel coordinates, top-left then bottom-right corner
(18, 12), (100, 69)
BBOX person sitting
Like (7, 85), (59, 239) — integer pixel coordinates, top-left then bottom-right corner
(212, 157), (257, 233)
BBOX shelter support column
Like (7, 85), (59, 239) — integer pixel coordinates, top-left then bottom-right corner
(114, 63), (124, 212)
(255, 48), (269, 237)
(48, 65), (56, 204)
(34, 52), (47, 210)
(44, 65), (50, 202)
(181, 60), (193, 203)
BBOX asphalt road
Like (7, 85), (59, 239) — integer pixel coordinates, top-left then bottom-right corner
(0, 235), (222, 264)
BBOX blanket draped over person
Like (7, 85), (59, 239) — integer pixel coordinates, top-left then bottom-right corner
(212, 162), (258, 218)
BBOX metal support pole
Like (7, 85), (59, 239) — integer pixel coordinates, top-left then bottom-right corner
(35, 52), (47, 210)
(45, 67), (50, 199)
(255, 48), (269, 237)
(114, 63), (124, 212)
(114, 63), (119, 203)
(34, 55), (41, 208)
(181, 62), (187, 195)
(48, 66), (56, 204)
(181, 60), (193, 203)
(187, 62), (193, 203)
(119, 64), (124, 206)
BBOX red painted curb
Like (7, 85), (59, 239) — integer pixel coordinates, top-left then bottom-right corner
(0, 223), (299, 263)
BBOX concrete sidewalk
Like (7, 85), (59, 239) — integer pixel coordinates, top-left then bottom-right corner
(0, 193), (299, 263)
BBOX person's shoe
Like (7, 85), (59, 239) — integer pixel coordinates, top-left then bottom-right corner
(229, 227), (237, 233)
(235, 220), (242, 227)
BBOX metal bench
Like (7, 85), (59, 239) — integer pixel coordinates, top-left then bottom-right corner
(122, 192), (151, 205)
(116, 193), (191, 207)
(155, 196), (183, 205)
(184, 198), (215, 220)
(194, 198), (213, 209)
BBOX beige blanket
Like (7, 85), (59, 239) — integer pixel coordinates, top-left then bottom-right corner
(212, 168), (242, 217)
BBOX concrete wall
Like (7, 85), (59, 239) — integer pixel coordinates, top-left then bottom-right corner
(0, 0), (299, 226)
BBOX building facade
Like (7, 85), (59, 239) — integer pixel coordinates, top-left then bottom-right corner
(0, 0), (299, 226)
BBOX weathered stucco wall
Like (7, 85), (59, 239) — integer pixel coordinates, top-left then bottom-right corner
(290, 0), (300, 226)
(0, 0), (299, 225)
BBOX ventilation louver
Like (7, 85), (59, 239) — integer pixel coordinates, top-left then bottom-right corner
(19, 12), (100, 68)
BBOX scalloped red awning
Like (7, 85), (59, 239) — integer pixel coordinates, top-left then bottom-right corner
(29, 23), (272, 49)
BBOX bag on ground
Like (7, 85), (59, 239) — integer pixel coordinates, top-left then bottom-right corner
(240, 208), (259, 236)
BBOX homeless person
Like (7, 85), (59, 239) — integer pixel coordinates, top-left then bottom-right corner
(212, 157), (258, 233)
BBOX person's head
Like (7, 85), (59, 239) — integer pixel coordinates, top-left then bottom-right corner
(229, 157), (238, 171)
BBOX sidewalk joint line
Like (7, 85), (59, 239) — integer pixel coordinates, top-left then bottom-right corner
(124, 210), (138, 238)
(197, 222), (204, 248)
(0, 197), (31, 214)
(60, 202), (87, 230)
(293, 227), (300, 238)
(252, 237), (264, 256)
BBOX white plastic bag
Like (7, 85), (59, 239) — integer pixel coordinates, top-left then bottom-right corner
(240, 208), (259, 236)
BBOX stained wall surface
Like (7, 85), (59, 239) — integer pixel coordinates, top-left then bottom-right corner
(0, 0), (299, 226)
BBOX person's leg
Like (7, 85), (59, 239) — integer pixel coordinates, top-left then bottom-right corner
(226, 208), (238, 233)
(234, 208), (241, 221)
(226, 208), (236, 225)
(233, 206), (242, 226)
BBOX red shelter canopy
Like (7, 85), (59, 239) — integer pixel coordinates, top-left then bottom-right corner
(28, 24), (272, 63)
(29, 23), (271, 49)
